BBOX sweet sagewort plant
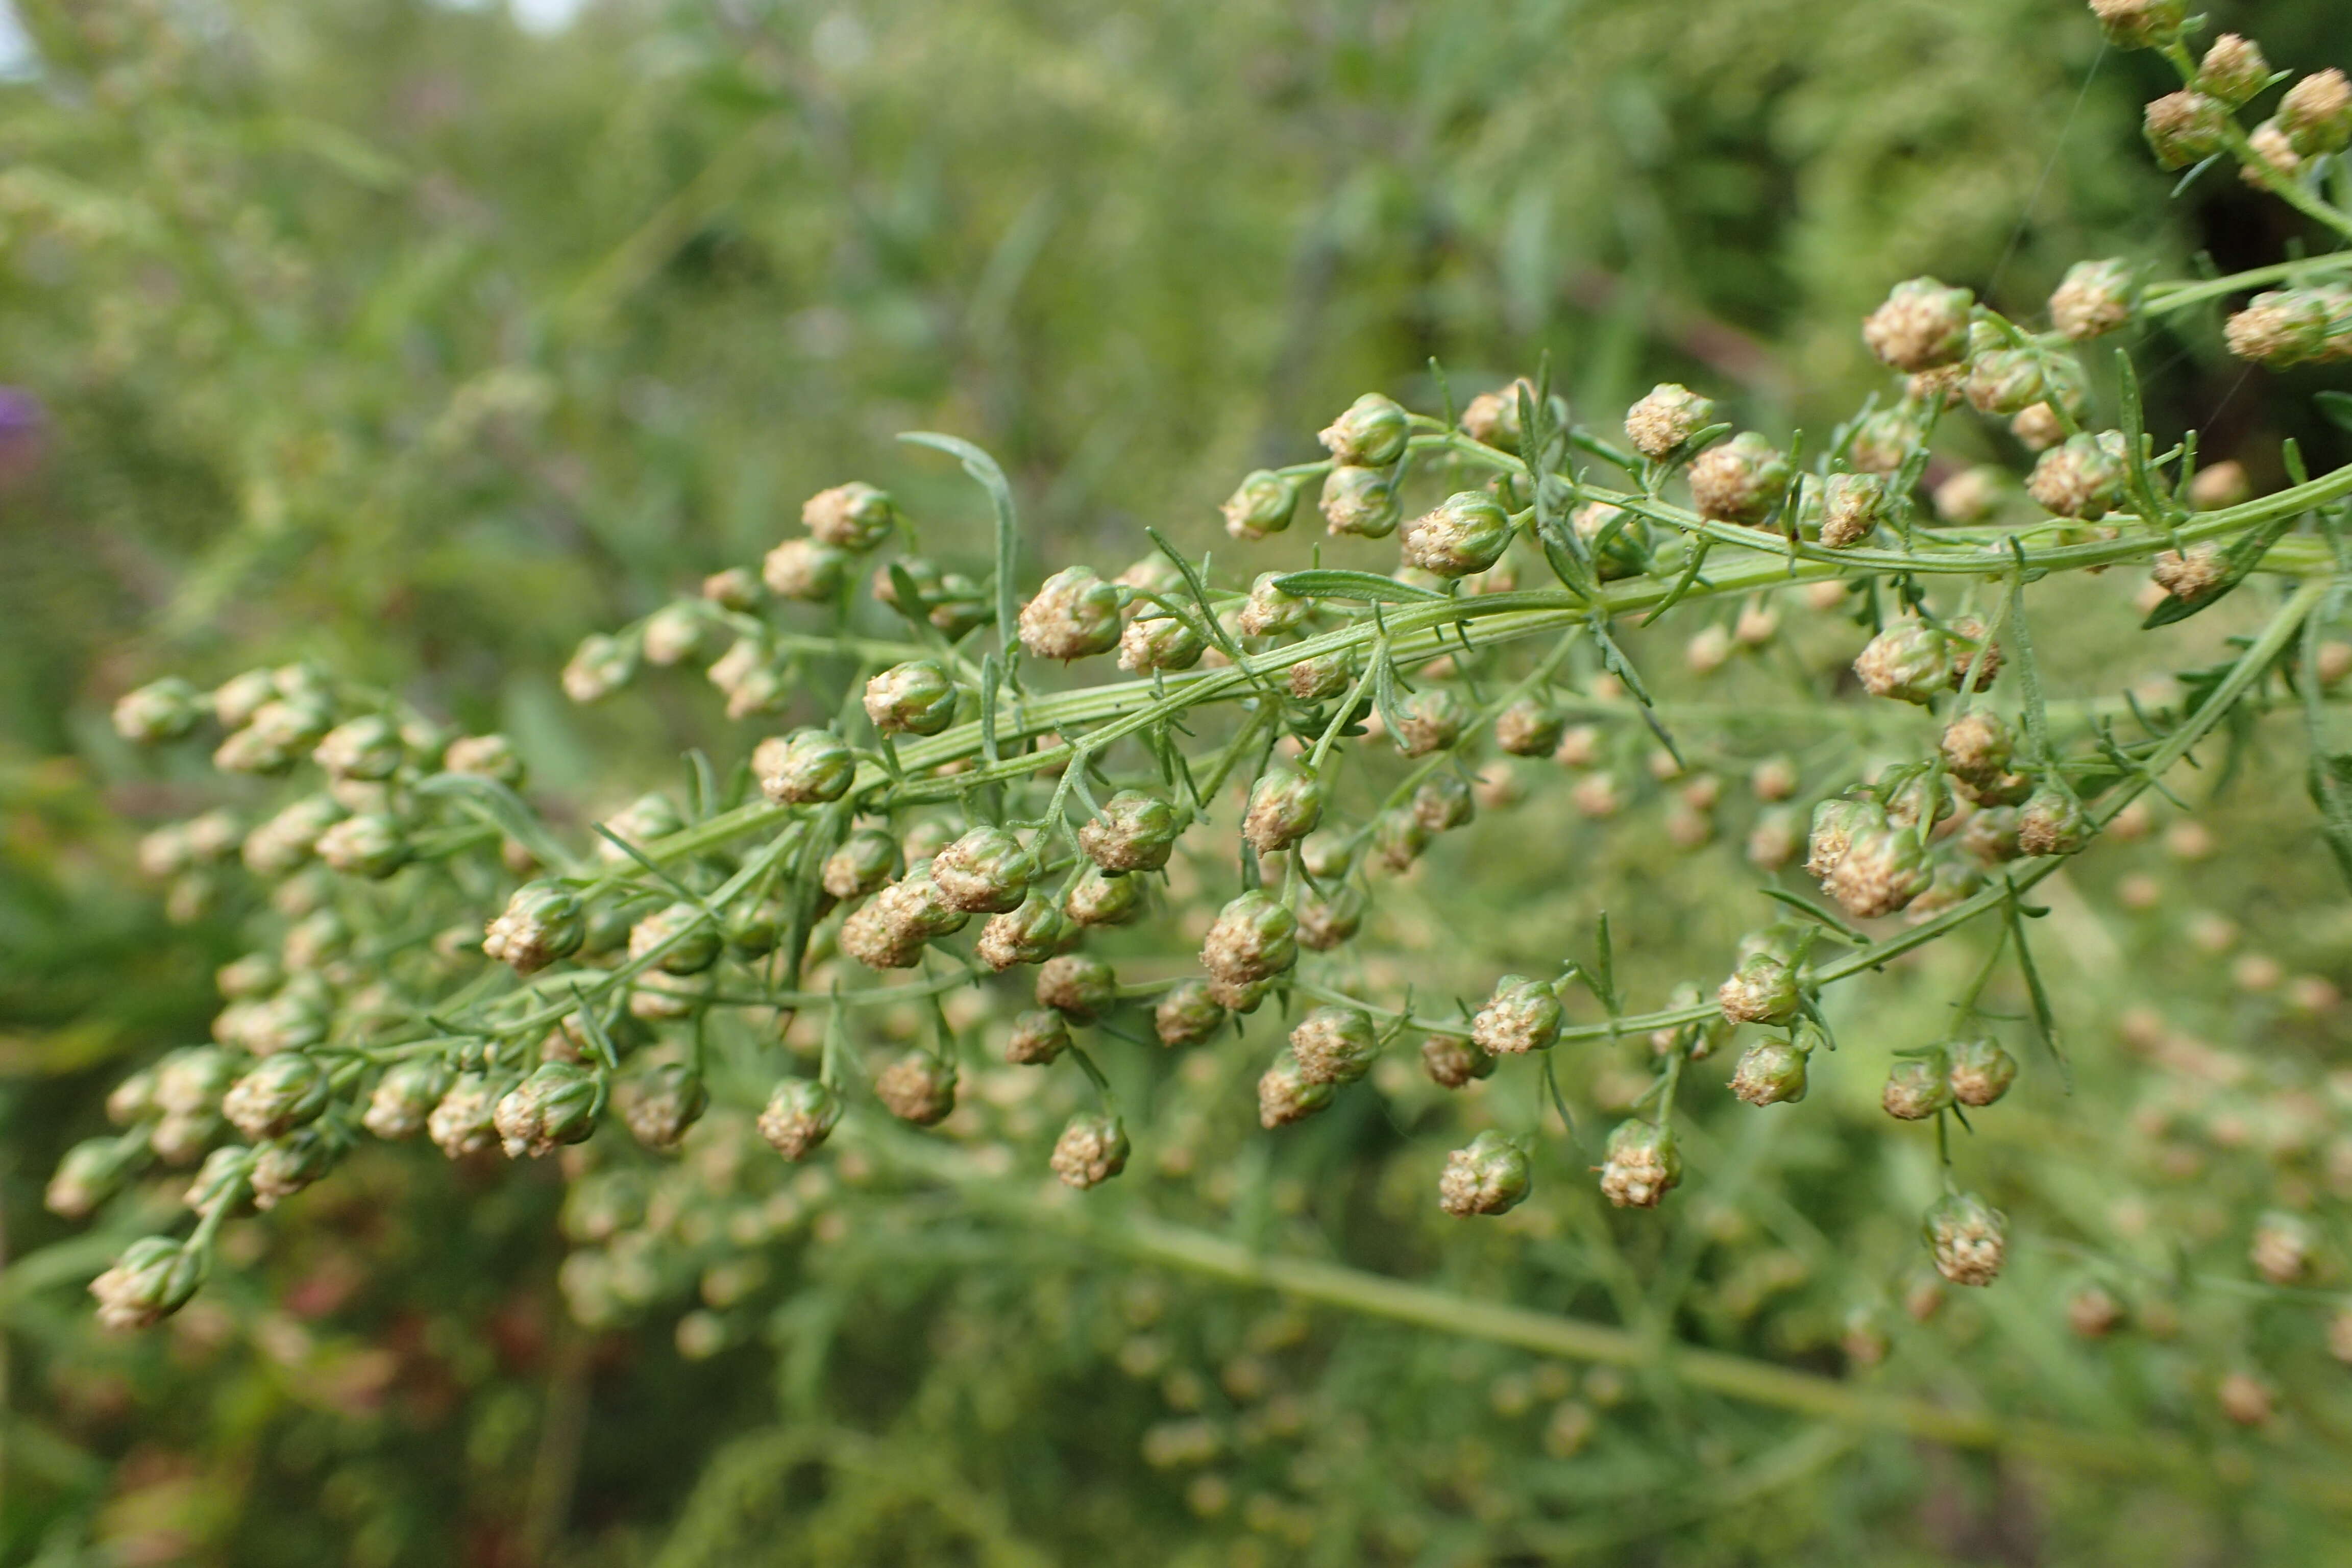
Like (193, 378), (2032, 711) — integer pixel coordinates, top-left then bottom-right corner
(60, 0), (2352, 1345)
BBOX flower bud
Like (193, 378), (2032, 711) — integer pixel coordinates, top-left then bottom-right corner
(1202, 890), (1297, 987)
(1287, 652), (1355, 701)
(46, 1138), (131, 1220)
(700, 566), (763, 613)
(1940, 712), (2014, 787)
(2196, 33), (2270, 107)
(1221, 470), (1301, 541)
(932, 826), (1038, 914)
(427, 1072), (507, 1159)
(1019, 566), (1123, 660)
(1243, 766), (1324, 854)
(1051, 1111), (1130, 1189)
(1687, 432), (1792, 527)
(821, 827), (903, 898)
(1863, 279), (1974, 372)
(316, 811), (410, 879)
(90, 1236), (205, 1331)
(1295, 882), (1365, 951)
(564, 633), (638, 703)
(1005, 1008), (1072, 1065)
(1946, 1036), (2018, 1107)
(977, 893), (1076, 970)
(1289, 1006), (1378, 1085)
(1412, 774), (1474, 836)
(1827, 819), (1930, 919)
(1600, 1120), (1681, 1209)
(209, 668), (277, 729)
(181, 1145), (251, 1216)
(1494, 697), (1564, 757)
(443, 732), (526, 787)
(1817, 472), (1885, 549)
(2249, 1211), (2313, 1285)
(108, 1066), (160, 1126)
(1257, 1051), (1336, 1129)
(1207, 973), (1276, 1013)
(483, 880), (586, 974)
(212, 725), (294, 776)
(1882, 1052), (1953, 1120)
(2281, 69), (2352, 156)
(1455, 380), (1531, 451)
(840, 870), (970, 969)
(1065, 864), (1143, 927)
(637, 603), (706, 668)
(618, 1062), (707, 1149)
(1438, 1130), (1532, 1217)
(762, 536), (851, 602)
(1717, 953), (1799, 1026)
(758, 1077), (842, 1159)
(251, 1124), (343, 1210)
(154, 1047), (235, 1119)
(1155, 981), (1226, 1047)
(114, 677), (205, 744)
(863, 660), (959, 736)
(2015, 786), (2088, 856)
(1731, 1038), (1809, 1106)
(631, 902), (723, 975)
(221, 1053), (330, 1142)
(874, 1050), (957, 1125)
(1118, 610), (1206, 673)
(803, 480), (899, 551)
(1370, 807), (1429, 871)
(755, 728), (855, 805)
(495, 1062), (600, 1158)
(1235, 572), (1310, 638)
(364, 1058), (454, 1140)
(1036, 953), (1118, 1023)
(1320, 464), (1402, 538)
(2142, 90), (2230, 168)
(2089, 0), (2183, 47)
(2152, 544), (2225, 603)
(1924, 1192), (2006, 1286)
(1391, 687), (1470, 757)
(1962, 346), (2046, 418)
(1079, 790), (1185, 873)
(1318, 392), (1410, 467)
(1400, 492), (1512, 579)
(2223, 287), (2342, 365)
(1420, 1034), (1496, 1089)
(1852, 618), (1948, 705)
(1624, 383), (1717, 460)
(1471, 976), (1563, 1056)
(2048, 258), (2136, 342)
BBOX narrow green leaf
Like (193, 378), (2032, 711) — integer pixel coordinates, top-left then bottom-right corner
(2002, 883), (2071, 1089)
(2002, 564), (2055, 767)
(2112, 349), (2172, 525)
(899, 431), (1020, 659)
(1269, 569), (1447, 603)
(2139, 504), (2304, 627)
(2316, 389), (2352, 434)
(416, 773), (578, 875)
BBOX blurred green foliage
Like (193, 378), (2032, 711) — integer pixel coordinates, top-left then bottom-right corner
(6, 2), (2352, 1565)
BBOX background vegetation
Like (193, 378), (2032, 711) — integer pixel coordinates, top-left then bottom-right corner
(3, 1), (2350, 1563)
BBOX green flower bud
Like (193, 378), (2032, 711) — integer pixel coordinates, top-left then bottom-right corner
(1154, 979), (1227, 1047)
(762, 537), (851, 601)
(1439, 1130), (1531, 1217)
(754, 728), (855, 806)
(1391, 685), (1470, 757)
(364, 1058), (454, 1140)
(1471, 975), (1563, 1055)
(1947, 1036), (2018, 1107)
(1600, 1120), (1681, 1209)
(1882, 1050), (1953, 1121)
(113, 677), (205, 744)
(1421, 1034), (1497, 1088)
(222, 1054), (330, 1142)
(2049, 258), (2137, 341)
(1036, 953), (1118, 1023)
(240, 796), (347, 877)
(2142, 89), (2230, 168)
(821, 827), (904, 898)
(1717, 953), (1799, 1025)
(1202, 890), (1297, 987)
(1401, 492), (1512, 578)
(563, 633), (638, 703)
(1295, 882), (1365, 951)
(1853, 618), (1951, 705)
(874, 1050), (958, 1126)
(840, 870), (970, 969)
(212, 724), (296, 776)
(1286, 652), (1355, 701)
(1079, 790), (1185, 872)
(1686, 432), (1791, 527)
(1289, 1005), (1378, 1085)
(1118, 609), (1207, 673)
(628, 903), (721, 975)
(1236, 572), (1310, 636)
(1924, 1191), (2007, 1286)
(1459, 379), (1532, 452)
(1243, 766), (1324, 854)
(2222, 288), (2346, 366)
(310, 714), (402, 780)
(46, 1137), (133, 1220)
(863, 659), (959, 737)
(1005, 1008), (1073, 1066)
(153, 1047), (235, 1119)
(1317, 392), (1410, 468)
(1826, 820), (1930, 920)
(1018, 566), (1123, 660)
(758, 1077), (843, 1158)
(618, 1061), (707, 1149)
(212, 668), (279, 729)
(1846, 409), (1925, 476)
(495, 1062), (600, 1158)
(1571, 502), (1653, 580)
(107, 1066), (160, 1125)
(1207, 972), (1277, 1014)
(2016, 785), (2089, 856)
(1624, 383), (1718, 460)
(1319, 464), (1402, 538)
(483, 880), (586, 974)
(251, 1123), (344, 1211)
(316, 811), (410, 879)
(1065, 864), (1143, 927)
(1963, 348), (2045, 418)
(1494, 697), (1565, 757)
(1731, 1038), (1809, 1106)
(1862, 278), (1974, 372)
(933, 826), (1039, 914)
(90, 1236), (206, 1331)
(1815, 471), (1885, 549)
(2280, 68), (2352, 156)
(1257, 1050), (1336, 1129)
(1221, 470), (1301, 541)
(1412, 773), (1474, 835)
(2196, 33), (2271, 108)
(977, 892), (1077, 970)
(640, 602), (708, 668)
(1050, 1111), (1130, 1189)
(1372, 806), (1429, 871)
(183, 1145), (251, 1215)
(2089, 0), (2184, 48)
(803, 480), (899, 551)
(427, 1072), (508, 1159)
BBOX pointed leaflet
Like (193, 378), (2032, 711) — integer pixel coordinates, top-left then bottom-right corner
(1517, 369), (1595, 597)
(1271, 569), (1448, 603)
(899, 432), (1020, 661)
(2002, 881), (2071, 1088)
(418, 773), (579, 875)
